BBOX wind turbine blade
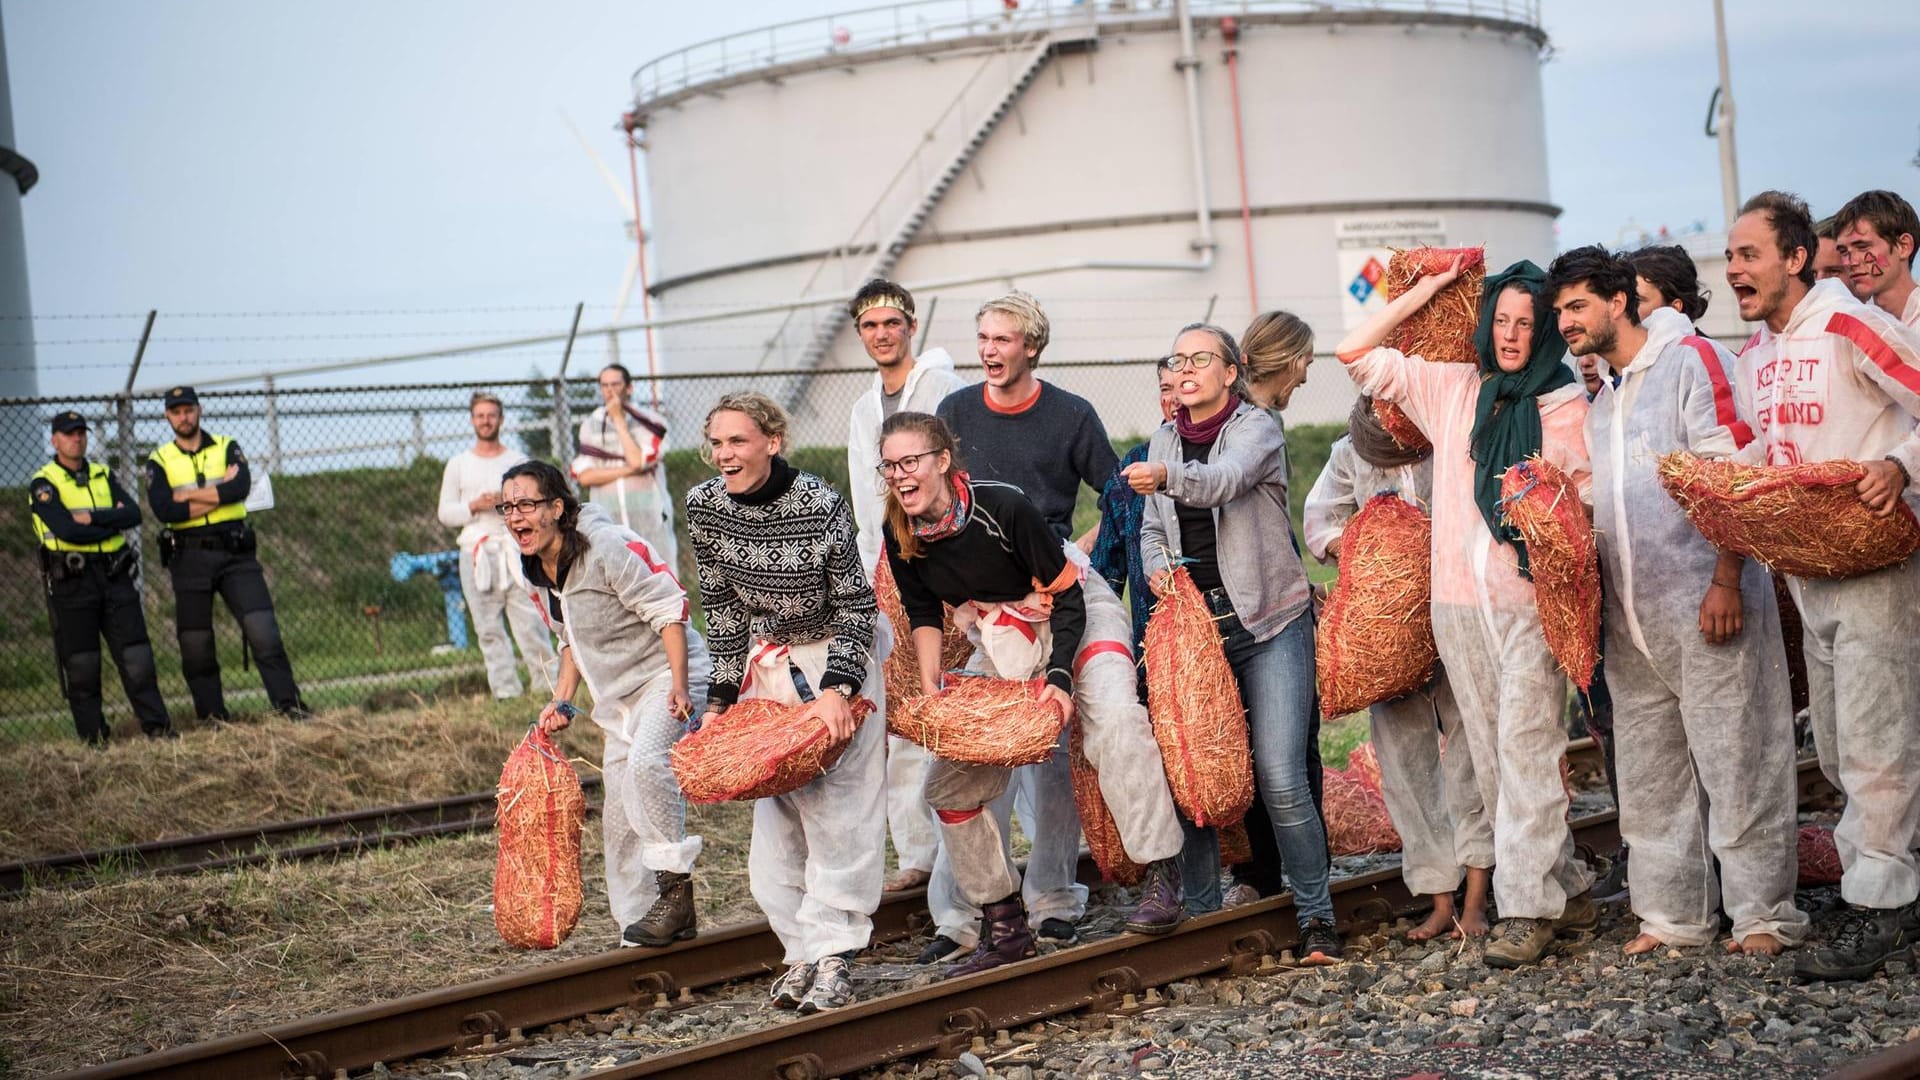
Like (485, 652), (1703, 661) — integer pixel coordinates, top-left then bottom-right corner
(611, 249), (640, 323)
(559, 107), (636, 217)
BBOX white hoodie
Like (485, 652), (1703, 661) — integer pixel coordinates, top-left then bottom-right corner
(1732, 279), (1920, 505)
(846, 347), (971, 573)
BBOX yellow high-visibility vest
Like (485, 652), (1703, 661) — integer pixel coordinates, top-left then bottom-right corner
(148, 434), (247, 530)
(29, 460), (127, 553)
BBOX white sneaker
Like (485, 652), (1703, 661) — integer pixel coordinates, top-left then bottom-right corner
(797, 955), (853, 1014)
(769, 961), (815, 1009)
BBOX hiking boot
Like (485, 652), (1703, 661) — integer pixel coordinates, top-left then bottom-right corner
(1795, 905), (1908, 982)
(1035, 917), (1078, 944)
(281, 702), (313, 722)
(797, 954), (854, 1014)
(621, 871), (696, 948)
(1485, 917), (1555, 968)
(1123, 858), (1186, 935)
(946, 897), (1036, 979)
(916, 934), (969, 965)
(1556, 890), (1599, 933)
(769, 961), (815, 1008)
(1593, 850), (1631, 903)
(1299, 919), (1344, 965)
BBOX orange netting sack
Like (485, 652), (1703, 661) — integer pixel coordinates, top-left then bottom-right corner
(1322, 763), (1402, 856)
(1144, 567), (1254, 827)
(1069, 721), (1145, 885)
(494, 726), (586, 950)
(889, 674), (1064, 766)
(671, 697), (871, 804)
(1386, 246), (1487, 365)
(1500, 455), (1601, 692)
(873, 556), (973, 706)
(1656, 452), (1920, 579)
(1316, 495), (1438, 717)
(1218, 818), (1253, 866)
(1798, 825), (1843, 886)
(1346, 742), (1385, 796)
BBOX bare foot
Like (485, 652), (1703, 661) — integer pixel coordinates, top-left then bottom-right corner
(1454, 903), (1491, 938)
(883, 867), (931, 892)
(1623, 933), (1666, 955)
(1727, 932), (1785, 956)
(1408, 899), (1457, 942)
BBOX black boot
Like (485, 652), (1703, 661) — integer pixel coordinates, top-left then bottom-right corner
(945, 895), (1036, 979)
(1794, 904), (1907, 982)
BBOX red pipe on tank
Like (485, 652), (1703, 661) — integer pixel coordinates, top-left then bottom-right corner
(1220, 17), (1259, 314)
(621, 111), (663, 409)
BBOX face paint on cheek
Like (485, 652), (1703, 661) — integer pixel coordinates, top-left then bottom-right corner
(1866, 251), (1886, 278)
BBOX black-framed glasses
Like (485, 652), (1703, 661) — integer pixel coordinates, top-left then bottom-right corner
(494, 498), (554, 518)
(1158, 351), (1223, 372)
(876, 451), (940, 478)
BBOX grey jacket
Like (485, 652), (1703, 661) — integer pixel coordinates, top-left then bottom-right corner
(1141, 400), (1311, 642)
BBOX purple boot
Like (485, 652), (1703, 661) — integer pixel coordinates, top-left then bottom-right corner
(1123, 857), (1186, 935)
(945, 896), (1036, 979)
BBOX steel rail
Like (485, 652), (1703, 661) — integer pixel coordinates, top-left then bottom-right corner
(59, 739), (1624, 1080)
(0, 778), (602, 899)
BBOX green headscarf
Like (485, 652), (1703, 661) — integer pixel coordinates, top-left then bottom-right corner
(1469, 259), (1574, 578)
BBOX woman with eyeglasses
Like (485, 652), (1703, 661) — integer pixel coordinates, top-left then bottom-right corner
(1333, 257), (1596, 969)
(879, 410), (1189, 977)
(1120, 323), (1342, 965)
(499, 459), (710, 952)
(683, 391), (884, 1015)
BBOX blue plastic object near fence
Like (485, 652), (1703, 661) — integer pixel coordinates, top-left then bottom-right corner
(389, 550), (469, 650)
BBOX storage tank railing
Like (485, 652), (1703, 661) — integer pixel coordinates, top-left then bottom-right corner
(631, 0), (1540, 106)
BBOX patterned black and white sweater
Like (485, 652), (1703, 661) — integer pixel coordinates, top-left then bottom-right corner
(684, 457), (877, 707)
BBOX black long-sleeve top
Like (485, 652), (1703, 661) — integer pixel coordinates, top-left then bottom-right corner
(885, 479), (1085, 693)
(145, 437), (251, 527)
(29, 462), (143, 544)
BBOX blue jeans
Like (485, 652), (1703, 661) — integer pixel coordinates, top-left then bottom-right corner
(1176, 604), (1334, 925)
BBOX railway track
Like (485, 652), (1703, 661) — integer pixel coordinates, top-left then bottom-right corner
(0, 777), (603, 899)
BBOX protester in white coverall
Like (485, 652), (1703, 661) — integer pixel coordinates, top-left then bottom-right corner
(1722, 192), (1920, 982)
(843, 279), (971, 895)
(573, 362), (678, 567)
(883, 412), (1188, 978)
(436, 392), (556, 699)
(506, 462), (707, 951)
(1303, 409), (1495, 941)
(686, 391), (885, 1015)
(1548, 246), (1808, 958)
(1335, 257), (1596, 969)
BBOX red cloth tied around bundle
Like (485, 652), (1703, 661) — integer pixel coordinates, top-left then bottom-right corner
(888, 673), (1065, 766)
(494, 726), (586, 950)
(1657, 452), (1920, 579)
(1144, 567), (1254, 827)
(671, 696), (871, 804)
(1500, 455), (1601, 692)
(1316, 494), (1438, 717)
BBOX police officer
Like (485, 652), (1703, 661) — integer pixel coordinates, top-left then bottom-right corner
(145, 386), (308, 722)
(30, 410), (173, 744)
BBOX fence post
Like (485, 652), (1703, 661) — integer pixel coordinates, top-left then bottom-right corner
(411, 410), (427, 463)
(552, 302), (585, 468)
(117, 310), (157, 493)
(263, 373), (281, 473)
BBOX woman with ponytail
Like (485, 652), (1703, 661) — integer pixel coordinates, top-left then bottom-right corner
(879, 411), (1188, 977)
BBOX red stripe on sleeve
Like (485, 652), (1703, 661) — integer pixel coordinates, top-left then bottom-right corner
(1073, 640), (1132, 677)
(1827, 312), (1920, 397)
(1682, 336), (1755, 449)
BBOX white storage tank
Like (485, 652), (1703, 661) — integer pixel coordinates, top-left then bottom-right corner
(629, 0), (1554, 438)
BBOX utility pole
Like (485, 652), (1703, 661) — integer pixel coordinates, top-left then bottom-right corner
(1712, 0), (1741, 229)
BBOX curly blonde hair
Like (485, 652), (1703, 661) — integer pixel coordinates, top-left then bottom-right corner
(701, 391), (789, 464)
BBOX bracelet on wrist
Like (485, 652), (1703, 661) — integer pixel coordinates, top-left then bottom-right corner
(1885, 456), (1912, 488)
(1710, 578), (1741, 591)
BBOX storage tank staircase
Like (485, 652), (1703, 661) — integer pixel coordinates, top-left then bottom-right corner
(762, 29), (1064, 391)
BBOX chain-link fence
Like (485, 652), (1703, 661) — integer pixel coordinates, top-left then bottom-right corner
(0, 359), (1360, 740)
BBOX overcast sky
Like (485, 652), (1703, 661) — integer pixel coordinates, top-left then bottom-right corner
(6, 0), (1917, 395)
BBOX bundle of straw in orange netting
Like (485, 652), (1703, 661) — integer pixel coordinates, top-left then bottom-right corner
(1317, 494), (1438, 717)
(1386, 246), (1487, 365)
(1500, 455), (1601, 692)
(670, 696), (872, 804)
(1798, 825), (1843, 886)
(889, 673), (1064, 766)
(1322, 746), (1402, 856)
(1218, 818), (1253, 866)
(872, 556), (973, 706)
(1371, 400), (1431, 454)
(495, 726), (586, 949)
(1656, 452), (1920, 579)
(1145, 567), (1255, 827)
(1068, 722), (1145, 886)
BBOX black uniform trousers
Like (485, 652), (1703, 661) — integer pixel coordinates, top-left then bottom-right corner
(166, 532), (301, 719)
(46, 555), (171, 742)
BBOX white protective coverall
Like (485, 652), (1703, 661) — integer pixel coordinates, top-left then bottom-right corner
(529, 504), (710, 931)
(737, 636), (888, 964)
(573, 402), (678, 568)
(923, 564), (1182, 914)
(847, 347), (970, 877)
(1586, 307), (1807, 946)
(1341, 345), (1595, 920)
(1302, 437), (1494, 897)
(1732, 279), (1920, 911)
(437, 448), (557, 698)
